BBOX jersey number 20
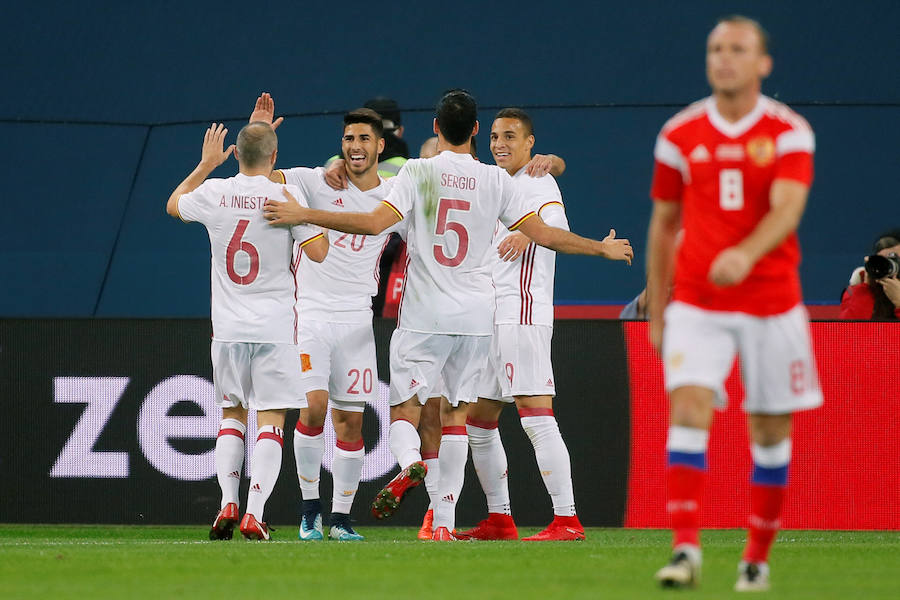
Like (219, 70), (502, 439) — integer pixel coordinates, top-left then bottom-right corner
(433, 198), (471, 267)
(226, 219), (260, 285)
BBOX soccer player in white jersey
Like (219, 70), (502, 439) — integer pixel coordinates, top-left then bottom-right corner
(263, 89), (633, 540)
(249, 95), (400, 542)
(647, 17), (821, 591)
(166, 122), (328, 541)
(457, 107), (585, 542)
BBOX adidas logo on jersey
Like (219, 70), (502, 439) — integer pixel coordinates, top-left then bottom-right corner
(689, 144), (710, 162)
(332, 198), (344, 207)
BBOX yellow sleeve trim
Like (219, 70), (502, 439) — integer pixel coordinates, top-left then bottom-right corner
(382, 200), (404, 220)
(508, 211), (536, 231)
(538, 201), (564, 216)
(299, 232), (325, 247)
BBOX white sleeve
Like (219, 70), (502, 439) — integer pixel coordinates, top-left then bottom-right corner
(177, 179), (218, 224)
(279, 167), (321, 202)
(497, 172), (536, 231)
(381, 160), (417, 220)
(538, 201), (569, 231)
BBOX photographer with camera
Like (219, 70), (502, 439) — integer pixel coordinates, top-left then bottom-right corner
(839, 229), (900, 320)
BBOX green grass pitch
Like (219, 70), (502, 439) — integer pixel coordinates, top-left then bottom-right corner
(1, 526), (896, 599)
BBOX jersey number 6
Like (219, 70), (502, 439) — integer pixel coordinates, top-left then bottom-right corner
(226, 219), (260, 285)
(433, 197), (471, 267)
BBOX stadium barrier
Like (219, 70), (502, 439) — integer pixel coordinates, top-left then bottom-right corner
(1, 319), (897, 529)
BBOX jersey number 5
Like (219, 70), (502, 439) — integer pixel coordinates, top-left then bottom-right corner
(433, 198), (471, 267)
(226, 219), (260, 285)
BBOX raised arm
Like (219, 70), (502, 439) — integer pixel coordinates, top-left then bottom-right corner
(515, 215), (633, 262)
(166, 123), (234, 218)
(707, 179), (809, 287)
(249, 92), (284, 131)
(264, 188), (400, 235)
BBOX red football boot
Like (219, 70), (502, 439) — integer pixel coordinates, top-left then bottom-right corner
(417, 509), (434, 540)
(239, 513), (271, 541)
(208, 502), (239, 540)
(431, 526), (457, 541)
(456, 513), (518, 540)
(522, 515), (585, 541)
(371, 461), (427, 520)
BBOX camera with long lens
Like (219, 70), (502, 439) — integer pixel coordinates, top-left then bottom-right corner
(864, 252), (900, 280)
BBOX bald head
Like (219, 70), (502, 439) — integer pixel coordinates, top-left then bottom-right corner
(236, 122), (278, 169)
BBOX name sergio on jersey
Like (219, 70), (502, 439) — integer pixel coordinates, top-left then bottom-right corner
(440, 173), (477, 191)
(218, 195), (269, 210)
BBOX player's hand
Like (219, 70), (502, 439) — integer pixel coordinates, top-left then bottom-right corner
(524, 154), (553, 177)
(200, 123), (235, 169)
(708, 247), (752, 287)
(263, 188), (308, 225)
(324, 159), (349, 190)
(600, 229), (633, 265)
(249, 92), (283, 131)
(878, 275), (900, 307)
(498, 232), (531, 261)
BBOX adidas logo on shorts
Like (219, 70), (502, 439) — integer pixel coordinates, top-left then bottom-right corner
(332, 198), (344, 207)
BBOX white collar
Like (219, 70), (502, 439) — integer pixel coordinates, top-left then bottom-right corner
(705, 95), (767, 138)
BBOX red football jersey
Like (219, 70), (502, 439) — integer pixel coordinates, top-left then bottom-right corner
(651, 95), (814, 316)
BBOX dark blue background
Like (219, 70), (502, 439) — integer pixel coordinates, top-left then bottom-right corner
(2, 1), (897, 316)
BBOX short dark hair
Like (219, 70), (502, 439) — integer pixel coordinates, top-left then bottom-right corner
(436, 89), (477, 146)
(236, 122), (277, 168)
(494, 107), (534, 137)
(873, 229), (900, 253)
(344, 108), (384, 138)
(716, 14), (770, 54)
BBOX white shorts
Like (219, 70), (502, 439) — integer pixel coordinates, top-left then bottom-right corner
(662, 301), (823, 414)
(389, 329), (490, 407)
(478, 324), (556, 402)
(298, 320), (377, 413)
(211, 341), (308, 411)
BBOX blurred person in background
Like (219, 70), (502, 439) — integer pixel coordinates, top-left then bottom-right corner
(839, 229), (900, 320)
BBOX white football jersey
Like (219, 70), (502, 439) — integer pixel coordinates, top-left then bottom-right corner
(177, 173), (323, 343)
(382, 151), (534, 335)
(493, 169), (569, 326)
(280, 167), (399, 323)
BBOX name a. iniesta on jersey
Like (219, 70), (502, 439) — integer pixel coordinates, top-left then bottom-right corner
(441, 173), (477, 191)
(219, 195), (268, 210)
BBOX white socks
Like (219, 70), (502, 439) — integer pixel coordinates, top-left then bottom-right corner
(433, 427), (469, 531)
(331, 439), (365, 515)
(466, 420), (511, 515)
(215, 418), (246, 509)
(520, 412), (576, 517)
(389, 419), (422, 469)
(422, 453), (440, 510)
(245, 425), (284, 521)
(293, 423), (324, 501)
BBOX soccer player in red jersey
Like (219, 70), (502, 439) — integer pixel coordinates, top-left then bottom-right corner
(646, 16), (823, 591)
